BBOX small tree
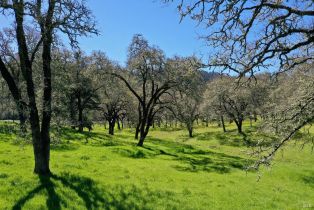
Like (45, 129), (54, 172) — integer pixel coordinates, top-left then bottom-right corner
(67, 52), (100, 132)
(205, 77), (252, 134)
(111, 34), (176, 146)
(203, 79), (227, 132)
(167, 56), (204, 137)
(99, 74), (130, 135)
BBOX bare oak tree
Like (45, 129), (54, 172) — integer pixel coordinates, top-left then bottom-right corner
(110, 34), (176, 146)
(0, 0), (98, 175)
(252, 65), (314, 168)
(167, 56), (204, 137)
(166, 0), (313, 74)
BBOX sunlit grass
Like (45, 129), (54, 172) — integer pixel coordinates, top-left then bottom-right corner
(0, 121), (313, 209)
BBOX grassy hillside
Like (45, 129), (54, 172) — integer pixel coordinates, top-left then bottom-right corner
(0, 122), (313, 210)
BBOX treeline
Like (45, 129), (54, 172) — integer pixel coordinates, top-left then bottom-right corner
(1, 34), (313, 146)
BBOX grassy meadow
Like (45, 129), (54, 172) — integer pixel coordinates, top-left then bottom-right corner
(0, 121), (313, 210)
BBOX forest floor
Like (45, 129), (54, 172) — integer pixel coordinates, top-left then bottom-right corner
(0, 121), (313, 210)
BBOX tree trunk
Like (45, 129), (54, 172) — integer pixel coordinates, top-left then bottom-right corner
(254, 113), (257, 122)
(36, 9), (54, 175)
(17, 103), (27, 135)
(4, 0), (55, 176)
(136, 110), (153, 146)
(108, 119), (115, 135)
(15, 4), (51, 175)
(138, 125), (148, 146)
(33, 129), (51, 175)
(188, 126), (193, 137)
(187, 123), (193, 137)
(235, 118), (243, 134)
(135, 123), (140, 139)
(221, 115), (226, 132)
(78, 95), (83, 132)
(135, 104), (142, 139)
(137, 135), (145, 146)
(109, 124), (114, 135)
(117, 120), (121, 130)
(137, 119), (146, 146)
(121, 119), (124, 129)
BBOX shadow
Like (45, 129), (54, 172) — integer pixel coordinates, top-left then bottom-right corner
(110, 136), (249, 174)
(0, 172), (9, 179)
(50, 128), (135, 151)
(13, 175), (62, 210)
(194, 129), (278, 148)
(241, 132), (251, 146)
(51, 143), (80, 151)
(151, 127), (182, 132)
(12, 172), (107, 210)
(302, 172), (314, 188)
(173, 153), (249, 173)
(125, 137), (253, 174)
(194, 131), (248, 147)
(51, 173), (106, 209)
(57, 127), (96, 142)
(0, 160), (13, 165)
(112, 146), (157, 159)
(12, 172), (179, 210)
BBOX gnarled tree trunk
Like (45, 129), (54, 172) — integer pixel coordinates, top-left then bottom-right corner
(221, 115), (226, 132)
(108, 119), (116, 135)
(235, 117), (243, 134)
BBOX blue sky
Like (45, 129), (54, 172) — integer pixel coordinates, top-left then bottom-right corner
(77, 0), (207, 65)
(0, 1), (208, 65)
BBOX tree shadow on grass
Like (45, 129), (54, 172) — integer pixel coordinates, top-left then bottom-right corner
(71, 130), (137, 147)
(12, 172), (179, 210)
(87, 133), (138, 148)
(173, 154), (250, 173)
(50, 129), (134, 151)
(13, 175), (63, 210)
(13, 172), (111, 210)
(194, 129), (278, 148)
(152, 127), (182, 132)
(194, 130), (250, 147)
(302, 172), (314, 188)
(112, 147), (152, 159)
(50, 143), (80, 151)
(111, 136), (253, 174)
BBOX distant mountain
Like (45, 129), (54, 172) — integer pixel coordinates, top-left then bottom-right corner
(200, 70), (220, 81)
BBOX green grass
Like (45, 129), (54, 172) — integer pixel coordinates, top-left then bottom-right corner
(0, 121), (313, 210)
